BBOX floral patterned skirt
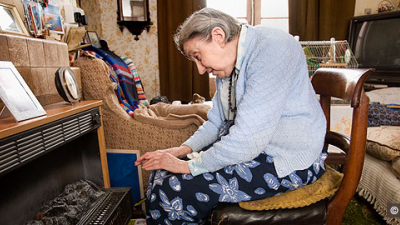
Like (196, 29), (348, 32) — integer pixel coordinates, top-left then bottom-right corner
(145, 150), (327, 225)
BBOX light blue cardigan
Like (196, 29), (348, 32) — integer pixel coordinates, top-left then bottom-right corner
(183, 26), (326, 178)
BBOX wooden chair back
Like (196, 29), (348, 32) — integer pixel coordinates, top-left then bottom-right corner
(311, 68), (374, 225)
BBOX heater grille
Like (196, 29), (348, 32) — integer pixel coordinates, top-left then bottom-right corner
(78, 188), (133, 225)
(0, 108), (101, 176)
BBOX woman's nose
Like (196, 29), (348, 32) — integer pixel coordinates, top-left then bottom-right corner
(195, 61), (207, 74)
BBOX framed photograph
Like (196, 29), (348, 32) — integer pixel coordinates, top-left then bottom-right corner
(0, 62), (46, 121)
(0, 3), (29, 36)
(28, 2), (42, 36)
(43, 4), (64, 34)
(106, 149), (145, 211)
(87, 31), (101, 48)
(22, 0), (35, 34)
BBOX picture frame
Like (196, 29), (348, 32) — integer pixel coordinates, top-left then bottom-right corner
(106, 149), (145, 211)
(22, 0), (35, 34)
(118, 0), (148, 22)
(0, 61), (46, 122)
(0, 3), (29, 36)
(43, 4), (64, 34)
(28, 2), (42, 36)
(87, 31), (102, 48)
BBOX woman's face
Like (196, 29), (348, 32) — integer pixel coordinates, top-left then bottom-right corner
(183, 27), (237, 79)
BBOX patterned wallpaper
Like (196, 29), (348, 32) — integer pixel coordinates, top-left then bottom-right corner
(80, 0), (160, 100)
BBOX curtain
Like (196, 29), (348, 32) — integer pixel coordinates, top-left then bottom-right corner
(288, 0), (356, 41)
(157, 0), (209, 103)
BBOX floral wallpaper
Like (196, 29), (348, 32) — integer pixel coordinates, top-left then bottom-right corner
(80, 0), (160, 100)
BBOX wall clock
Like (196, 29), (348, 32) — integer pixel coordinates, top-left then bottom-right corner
(55, 67), (81, 103)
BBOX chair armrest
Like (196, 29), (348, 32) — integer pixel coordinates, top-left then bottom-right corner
(325, 131), (350, 165)
(325, 131), (350, 152)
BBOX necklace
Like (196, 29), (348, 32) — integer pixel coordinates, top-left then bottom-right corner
(228, 70), (237, 119)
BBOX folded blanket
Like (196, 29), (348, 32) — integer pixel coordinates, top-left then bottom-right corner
(134, 103), (211, 129)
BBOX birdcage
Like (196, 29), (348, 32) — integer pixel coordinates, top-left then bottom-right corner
(299, 39), (358, 76)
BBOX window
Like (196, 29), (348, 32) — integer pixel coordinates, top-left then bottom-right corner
(206, 0), (288, 88)
(207, 0), (288, 32)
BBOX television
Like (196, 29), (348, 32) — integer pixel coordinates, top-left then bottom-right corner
(348, 11), (400, 86)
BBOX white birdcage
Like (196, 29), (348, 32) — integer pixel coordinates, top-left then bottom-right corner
(299, 38), (358, 76)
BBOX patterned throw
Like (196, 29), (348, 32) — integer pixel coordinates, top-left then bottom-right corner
(121, 57), (149, 107)
(83, 46), (149, 117)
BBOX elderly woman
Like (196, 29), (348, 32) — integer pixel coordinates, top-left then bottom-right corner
(135, 8), (327, 224)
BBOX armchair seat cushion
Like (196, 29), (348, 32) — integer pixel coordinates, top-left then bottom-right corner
(239, 166), (343, 210)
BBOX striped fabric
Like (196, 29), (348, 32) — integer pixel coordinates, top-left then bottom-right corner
(121, 57), (149, 107)
(83, 46), (150, 117)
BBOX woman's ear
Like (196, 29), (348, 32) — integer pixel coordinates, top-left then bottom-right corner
(211, 27), (226, 47)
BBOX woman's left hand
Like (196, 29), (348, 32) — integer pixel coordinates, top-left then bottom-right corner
(138, 151), (190, 174)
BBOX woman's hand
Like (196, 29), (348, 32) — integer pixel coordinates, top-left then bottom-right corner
(134, 145), (192, 173)
(135, 151), (190, 174)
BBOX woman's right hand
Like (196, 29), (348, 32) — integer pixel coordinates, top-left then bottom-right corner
(134, 145), (192, 167)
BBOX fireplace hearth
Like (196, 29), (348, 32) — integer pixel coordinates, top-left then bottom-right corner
(25, 180), (104, 224)
(25, 180), (132, 225)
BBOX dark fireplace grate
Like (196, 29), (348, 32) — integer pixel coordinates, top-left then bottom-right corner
(25, 181), (133, 225)
(78, 188), (133, 225)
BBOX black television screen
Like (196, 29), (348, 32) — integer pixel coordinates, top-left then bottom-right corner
(348, 11), (400, 86)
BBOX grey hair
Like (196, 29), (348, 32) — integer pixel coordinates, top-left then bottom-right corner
(174, 8), (241, 57)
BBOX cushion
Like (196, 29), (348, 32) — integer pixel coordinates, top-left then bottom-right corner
(366, 87), (400, 104)
(368, 102), (400, 127)
(366, 126), (400, 161)
(239, 166), (343, 210)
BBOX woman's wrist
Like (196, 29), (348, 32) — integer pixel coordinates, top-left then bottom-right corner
(180, 161), (190, 174)
(171, 145), (192, 158)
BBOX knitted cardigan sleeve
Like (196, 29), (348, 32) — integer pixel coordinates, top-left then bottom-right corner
(182, 87), (225, 152)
